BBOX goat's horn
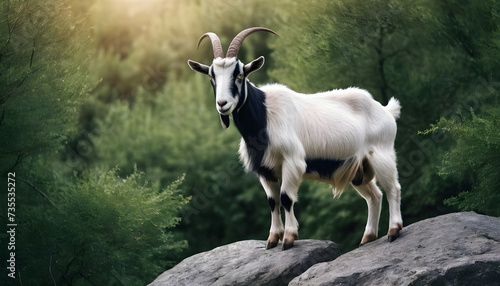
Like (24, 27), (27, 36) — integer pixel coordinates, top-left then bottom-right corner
(226, 27), (279, 58)
(198, 32), (224, 59)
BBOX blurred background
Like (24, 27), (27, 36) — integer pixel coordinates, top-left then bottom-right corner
(1, 0), (499, 284)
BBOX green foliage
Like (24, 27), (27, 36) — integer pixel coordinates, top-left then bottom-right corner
(423, 104), (500, 216)
(17, 165), (189, 285)
(0, 0), (92, 173)
(1, 1), (192, 284)
(270, 0), (420, 99)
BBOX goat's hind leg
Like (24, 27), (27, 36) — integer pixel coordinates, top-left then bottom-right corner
(260, 177), (284, 249)
(372, 150), (403, 242)
(352, 180), (383, 246)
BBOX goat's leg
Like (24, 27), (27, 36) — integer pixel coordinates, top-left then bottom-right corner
(260, 177), (284, 249)
(371, 150), (403, 242)
(383, 178), (403, 242)
(280, 158), (305, 250)
(352, 180), (383, 246)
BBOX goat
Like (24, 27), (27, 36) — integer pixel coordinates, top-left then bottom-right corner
(188, 27), (403, 250)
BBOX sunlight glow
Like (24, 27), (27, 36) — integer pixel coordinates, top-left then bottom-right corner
(109, 0), (161, 15)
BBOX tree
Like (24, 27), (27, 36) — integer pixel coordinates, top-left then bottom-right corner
(1, 1), (191, 284)
(0, 0), (91, 173)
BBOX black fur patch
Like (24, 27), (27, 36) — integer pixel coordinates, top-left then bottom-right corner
(230, 62), (242, 98)
(258, 166), (278, 182)
(305, 158), (345, 179)
(280, 193), (293, 212)
(233, 81), (269, 176)
(209, 66), (217, 96)
(268, 197), (276, 212)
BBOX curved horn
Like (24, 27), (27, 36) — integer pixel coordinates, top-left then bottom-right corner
(197, 32), (224, 58)
(226, 27), (279, 58)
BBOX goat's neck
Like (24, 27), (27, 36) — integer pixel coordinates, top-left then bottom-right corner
(233, 81), (269, 168)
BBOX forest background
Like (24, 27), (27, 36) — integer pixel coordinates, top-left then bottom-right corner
(1, 0), (499, 285)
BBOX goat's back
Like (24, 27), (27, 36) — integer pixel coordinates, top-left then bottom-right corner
(261, 84), (397, 159)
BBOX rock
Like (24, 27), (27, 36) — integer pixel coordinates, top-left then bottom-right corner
(149, 239), (341, 286)
(150, 212), (500, 285)
(290, 212), (500, 286)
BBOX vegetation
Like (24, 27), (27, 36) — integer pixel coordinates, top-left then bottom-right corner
(17, 167), (188, 284)
(423, 105), (500, 216)
(0, 0), (498, 284)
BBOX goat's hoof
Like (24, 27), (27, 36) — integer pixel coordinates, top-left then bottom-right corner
(266, 232), (282, 250)
(266, 240), (278, 249)
(281, 233), (297, 250)
(387, 225), (402, 242)
(282, 239), (294, 250)
(359, 233), (377, 247)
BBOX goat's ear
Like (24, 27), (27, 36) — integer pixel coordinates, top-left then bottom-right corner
(187, 60), (210, 75)
(244, 56), (265, 77)
(220, 114), (230, 129)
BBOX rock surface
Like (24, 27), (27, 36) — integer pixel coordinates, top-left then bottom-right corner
(290, 212), (500, 286)
(150, 212), (500, 286)
(149, 239), (341, 286)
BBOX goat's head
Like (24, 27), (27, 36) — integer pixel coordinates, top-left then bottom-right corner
(188, 27), (278, 128)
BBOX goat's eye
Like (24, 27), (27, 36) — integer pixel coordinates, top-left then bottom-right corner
(208, 75), (213, 81)
(237, 74), (244, 80)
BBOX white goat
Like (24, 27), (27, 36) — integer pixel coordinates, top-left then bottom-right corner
(188, 27), (403, 250)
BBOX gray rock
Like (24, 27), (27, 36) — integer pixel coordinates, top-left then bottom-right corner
(290, 212), (500, 286)
(149, 239), (341, 286)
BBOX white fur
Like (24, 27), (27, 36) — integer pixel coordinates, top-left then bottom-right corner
(211, 58), (242, 115)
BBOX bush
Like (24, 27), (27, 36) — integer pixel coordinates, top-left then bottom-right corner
(17, 166), (189, 285)
(423, 104), (500, 216)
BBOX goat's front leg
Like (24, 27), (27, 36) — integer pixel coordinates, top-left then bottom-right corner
(260, 177), (284, 249)
(280, 157), (306, 250)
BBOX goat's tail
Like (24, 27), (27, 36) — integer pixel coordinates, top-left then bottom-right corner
(385, 97), (401, 119)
